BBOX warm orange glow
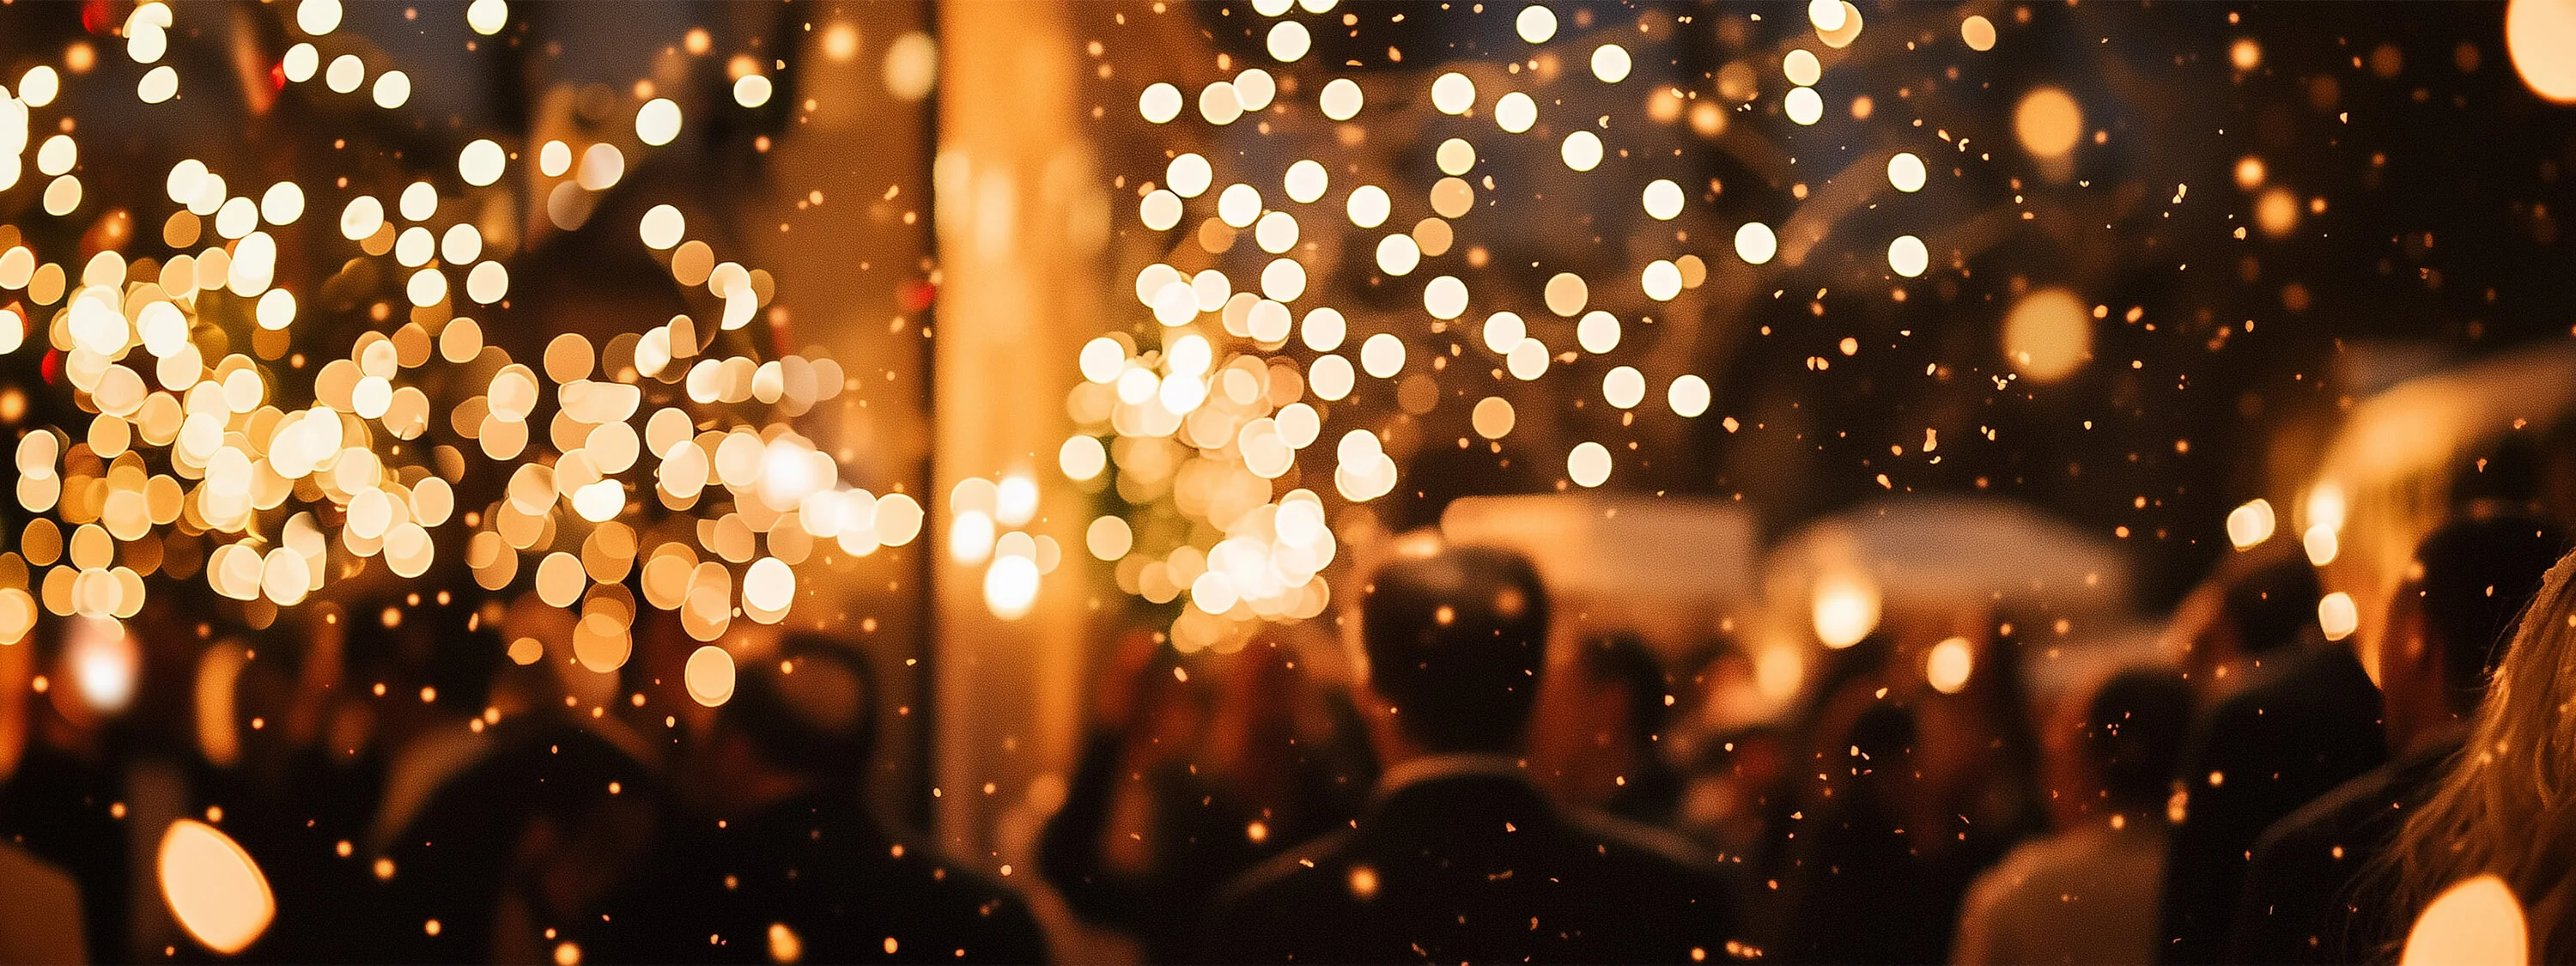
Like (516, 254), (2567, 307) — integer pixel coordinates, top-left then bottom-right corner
(159, 818), (276, 955)
(2506, 0), (2576, 103)
(2014, 88), (2082, 159)
(2400, 874), (2528, 966)
(1812, 574), (1880, 648)
(2002, 288), (2091, 382)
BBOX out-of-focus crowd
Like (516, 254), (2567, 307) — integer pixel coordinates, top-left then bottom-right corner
(3, 492), (2575, 964)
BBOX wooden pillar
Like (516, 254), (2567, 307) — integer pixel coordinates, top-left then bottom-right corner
(929, 1), (1105, 866)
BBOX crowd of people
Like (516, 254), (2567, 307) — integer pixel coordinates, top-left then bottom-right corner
(4, 495), (2576, 963)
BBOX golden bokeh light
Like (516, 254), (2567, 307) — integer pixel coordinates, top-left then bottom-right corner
(159, 818), (276, 955)
(2001, 287), (2092, 382)
(1925, 637), (1974, 694)
(2399, 874), (2528, 966)
(1960, 15), (1997, 52)
(2318, 592), (2360, 641)
(2226, 499), (2276, 550)
(1812, 574), (1880, 649)
(2506, 0), (2576, 102)
(2014, 87), (2083, 159)
(684, 645), (736, 708)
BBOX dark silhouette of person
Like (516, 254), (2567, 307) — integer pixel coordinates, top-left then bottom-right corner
(1195, 544), (1739, 963)
(602, 635), (1048, 964)
(2155, 553), (2389, 963)
(357, 717), (665, 964)
(2225, 515), (2565, 963)
(1770, 702), (1953, 964)
(1530, 634), (1685, 825)
(1953, 669), (2193, 964)
(1038, 635), (1362, 963)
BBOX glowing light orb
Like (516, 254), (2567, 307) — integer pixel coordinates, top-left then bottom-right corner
(2015, 87), (2083, 159)
(884, 32), (938, 101)
(1060, 436), (1106, 481)
(1544, 272), (1588, 316)
(1592, 45), (1632, 83)
(683, 646), (736, 708)
(138, 67), (179, 105)
(1807, 0), (1847, 32)
(2400, 875), (2527, 966)
(1602, 367), (1645, 409)
(1561, 131), (1603, 171)
(1784, 49), (1822, 88)
(1813, 574), (1880, 648)
(1926, 637), (1975, 694)
(732, 74), (773, 108)
(371, 70), (411, 110)
(1086, 516), (1133, 561)
(70, 617), (137, 713)
(1785, 87), (1824, 125)
(1347, 185), (1391, 228)
(1302, 307), (1347, 351)
(1267, 21), (1312, 63)
(2001, 287), (2091, 382)
(2305, 524), (2340, 567)
(1431, 72), (1476, 114)
(160, 819), (275, 956)
(1360, 333), (1406, 378)
(1961, 15), (1997, 52)
(1284, 159), (1327, 203)
(1516, 5), (1558, 43)
(985, 555), (1041, 619)
(2227, 499), (2277, 550)
(1320, 78), (1364, 121)
(1735, 222), (1778, 264)
(1577, 311), (1620, 353)
(19, 66), (60, 106)
(1887, 152), (1927, 192)
(1234, 69), (1276, 111)
(1643, 179), (1685, 220)
(295, 0), (342, 36)
(1139, 83), (1182, 123)
(1471, 397), (1516, 440)
(2507, 0), (2576, 102)
(635, 98), (682, 146)
(1199, 82), (1243, 125)
(1668, 375), (1711, 417)
(1643, 259), (1683, 301)
(1496, 92), (1536, 132)
(466, 0), (507, 35)
(2256, 186), (2300, 238)
(1567, 442), (1613, 488)
(458, 139), (506, 186)
(2318, 592), (2360, 641)
(1886, 235), (1929, 277)
(2308, 482), (2348, 533)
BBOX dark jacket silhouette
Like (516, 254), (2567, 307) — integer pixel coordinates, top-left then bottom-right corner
(609, 784), (1048, 964)
(1197, 760), (1739, 964)
(2155, 647), (2386, 963)
(2223, 736), (2458, 963)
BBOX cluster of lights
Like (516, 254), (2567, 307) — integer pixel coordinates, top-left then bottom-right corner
(1100, 1), (1985, 646)
(0, 1), (932, 695)
(0, 0), (974, 953)
(1092, 0), (2064, 646)
(2221, 483), (2358, 642)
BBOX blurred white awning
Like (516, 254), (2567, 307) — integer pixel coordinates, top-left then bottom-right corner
(1440, 494), (1760, 641)
(1765, 495), (2136, 618)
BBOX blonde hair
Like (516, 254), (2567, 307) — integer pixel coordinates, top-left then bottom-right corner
(2387, 547), (2576, 959)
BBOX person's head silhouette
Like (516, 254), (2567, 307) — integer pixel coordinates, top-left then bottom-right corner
(1357, 544), (1551, 757)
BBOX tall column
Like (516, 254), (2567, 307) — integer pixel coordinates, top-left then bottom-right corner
(929, 1), (1105, 866)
